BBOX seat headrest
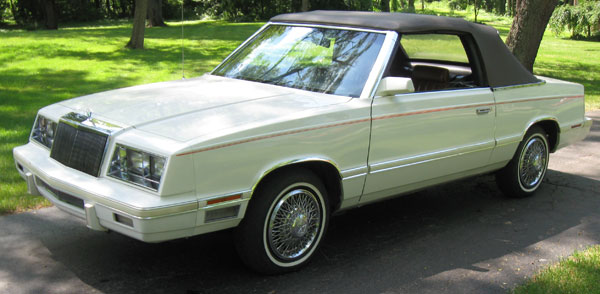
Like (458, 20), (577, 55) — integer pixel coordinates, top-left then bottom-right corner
(412, 65), (450, 83)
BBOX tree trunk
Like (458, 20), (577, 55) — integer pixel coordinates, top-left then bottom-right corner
(126, 0), (148, 49)
(301, 0), (309, 11)
(43, 0), (58, 29)
(147, 0), (166, 27)
(407, 0), (415, 12)
(498, 0), (506, 15)
(505, 0), (558, 72)
(421, 0), (424, 11)
(381, 0), (389, 12)
(473, 0), (479, 22)
(391, 0), (399, 11)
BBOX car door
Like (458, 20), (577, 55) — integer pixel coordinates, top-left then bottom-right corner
(361, 33), (496, 202)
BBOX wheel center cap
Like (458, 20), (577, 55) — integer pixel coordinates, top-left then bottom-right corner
(532, 154), (541, 170)
(291, 213), (308, 238)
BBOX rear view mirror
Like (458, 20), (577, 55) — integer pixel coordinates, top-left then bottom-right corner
(375, 77), (415, 96)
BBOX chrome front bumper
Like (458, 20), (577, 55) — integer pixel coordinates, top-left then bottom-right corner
(13, 142), (249, 243)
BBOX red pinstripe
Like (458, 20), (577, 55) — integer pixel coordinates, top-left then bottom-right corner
(176, 94), (584, 156)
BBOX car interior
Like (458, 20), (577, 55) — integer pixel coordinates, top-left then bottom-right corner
(384, 32), (486, 93)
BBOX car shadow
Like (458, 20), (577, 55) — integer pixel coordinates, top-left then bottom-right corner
(4, 168), (597, 294)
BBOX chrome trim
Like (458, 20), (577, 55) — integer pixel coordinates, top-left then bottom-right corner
(251, 157), (342, 197)
(50, 112), (120, 178)
(60, 112), (121, 135)
(476, 107), (492, 114)
(361, 31), (398, 99)
(210, 21), (394, 100)
(268, 21), (390, 34)
(491, 80), (546, 92)
(523, 117), (560, 139)
(210, 23), (270, 74)
(106, 143), (169, 193)
(17, 145), (197, 218)
(369, 142), (495, 174)
(383, 87), (491, 98)
(211, 22), (388, 75)
(30, 114), (57, 150)
(96, 203), (198, 220)
(342, 173), (367, 181)
(340, 166), (368, 179)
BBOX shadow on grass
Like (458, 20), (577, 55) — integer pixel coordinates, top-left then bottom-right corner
(0, 68), (137, 214)
(0, 22), (261, 67)
(534, 61), (600, 98)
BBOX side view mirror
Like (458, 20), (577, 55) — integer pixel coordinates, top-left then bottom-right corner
(375, 77), (415, 97)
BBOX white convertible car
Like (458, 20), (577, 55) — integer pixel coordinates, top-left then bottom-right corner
(13, 11), (592, 273)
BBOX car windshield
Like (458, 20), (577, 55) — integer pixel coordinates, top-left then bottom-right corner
(212, 25), (386, 97)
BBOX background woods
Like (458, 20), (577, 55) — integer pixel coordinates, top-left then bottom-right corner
(2, 0), (598, 31)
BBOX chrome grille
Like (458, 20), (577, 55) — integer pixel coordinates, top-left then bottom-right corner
(50, 122), (108, 177)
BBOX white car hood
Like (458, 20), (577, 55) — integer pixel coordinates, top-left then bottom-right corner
(58, 75), (348, 142)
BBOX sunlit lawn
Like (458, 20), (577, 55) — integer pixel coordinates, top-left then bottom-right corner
(0, 20), (263, 214)
(1, 5), (599, 215)
(513, 245), (600, 294)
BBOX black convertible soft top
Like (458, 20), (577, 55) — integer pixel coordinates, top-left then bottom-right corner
(271, 11), (539, 88)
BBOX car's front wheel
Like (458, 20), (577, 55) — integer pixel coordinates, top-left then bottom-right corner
(234, 168), (329, 274)
(496, 126), (549, 198)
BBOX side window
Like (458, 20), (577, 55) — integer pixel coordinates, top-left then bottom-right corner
(387, 33), (485, 93)
(402, 34), (468, 63)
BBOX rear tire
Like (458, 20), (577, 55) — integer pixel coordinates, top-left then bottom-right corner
(496, 126), (549, 198)
(234, 168), (329, 274)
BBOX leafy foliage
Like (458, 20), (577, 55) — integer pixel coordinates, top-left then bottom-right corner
(549, 2), (600, 38)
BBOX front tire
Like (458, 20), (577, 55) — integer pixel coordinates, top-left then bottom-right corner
(496, 126), (549, 198)
(234, 169), (329, 274)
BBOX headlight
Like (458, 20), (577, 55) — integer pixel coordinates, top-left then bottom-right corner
(31, 115), (58, 149)
(108, 144), (166, 191)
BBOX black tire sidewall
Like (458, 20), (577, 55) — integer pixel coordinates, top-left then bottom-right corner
(234, 168), (329, 274)
(497, 126), (549, 198)
(516, 133), (549, 193)
(261, 180), (328, 268)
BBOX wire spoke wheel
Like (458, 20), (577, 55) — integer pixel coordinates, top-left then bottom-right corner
(267, 188), (322, 260)
(518, 136), (548, 190)
(497, 126), (550, 198)
(235, 169), (329, 274)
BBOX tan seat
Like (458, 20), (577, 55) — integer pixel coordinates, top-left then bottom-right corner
(411, 65), (450, 92)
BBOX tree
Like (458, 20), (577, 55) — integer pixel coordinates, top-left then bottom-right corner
(473, 0), (480, 22)
(301, 0), (309, 11)
(126, 0), (148, 49)
(43, 0), (58, 29)
(381, 0), (390, 11)
(147, 0), (166, 27)
(505, 0), (558, 72)
(391, 0), (398, 11)
(408, 0), (415, 12)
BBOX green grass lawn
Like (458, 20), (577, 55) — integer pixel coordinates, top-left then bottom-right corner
(513, 245), (600, 294)
(423, 1), (600, 110)
(0, 20), (263, 214)
(0, 6), (599, 215)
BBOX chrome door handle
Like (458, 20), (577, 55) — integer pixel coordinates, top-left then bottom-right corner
(476, 107), (491, 115)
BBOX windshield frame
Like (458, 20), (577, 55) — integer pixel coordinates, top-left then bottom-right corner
(210, 22), (397, 99)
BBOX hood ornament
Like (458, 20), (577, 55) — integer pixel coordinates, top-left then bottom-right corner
(85, 108), (96, 127)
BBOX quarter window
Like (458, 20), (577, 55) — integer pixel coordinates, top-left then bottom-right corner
(401, 34), (469, 64)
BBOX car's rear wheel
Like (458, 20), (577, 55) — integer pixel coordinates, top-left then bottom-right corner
(234, 168), (329, 274)
(496, 126), (549, 198)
